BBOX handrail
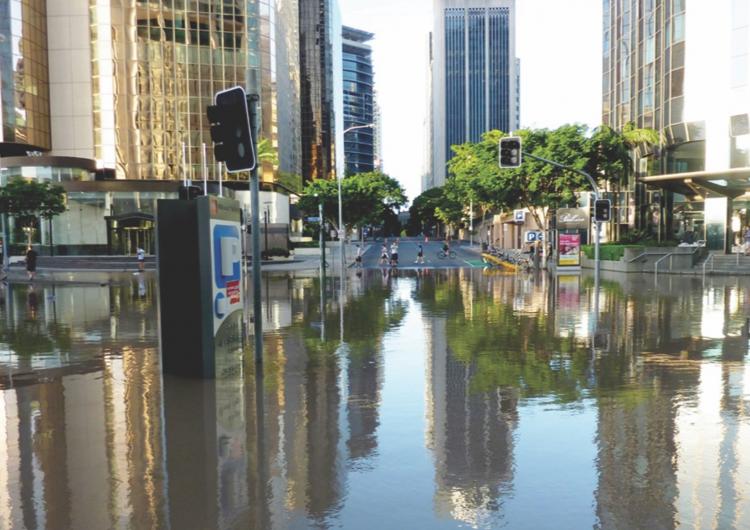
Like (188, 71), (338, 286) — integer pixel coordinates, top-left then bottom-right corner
(655, 247), (703, 275)
(654, 253), (674, 275)
(702, 253), (716, 277)
(628, 251), (663, 263)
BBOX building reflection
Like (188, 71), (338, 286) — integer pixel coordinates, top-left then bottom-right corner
(2, 271), (750, 528)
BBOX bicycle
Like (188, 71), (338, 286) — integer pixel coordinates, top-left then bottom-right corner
(437, 250), (457, 259)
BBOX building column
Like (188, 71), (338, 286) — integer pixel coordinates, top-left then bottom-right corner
(704, 197), (731, 253)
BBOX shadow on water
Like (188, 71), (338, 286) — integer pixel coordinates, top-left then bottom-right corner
(1, 270), (750, 528)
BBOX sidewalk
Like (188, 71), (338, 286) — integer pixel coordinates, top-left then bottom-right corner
(263, 243), (371, 272)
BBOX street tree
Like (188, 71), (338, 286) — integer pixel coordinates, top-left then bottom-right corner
(407, 186), (462, 237)
(298, 171), (407, 233)
(0, 177), (67, 253)
(445, 124), (658, 242)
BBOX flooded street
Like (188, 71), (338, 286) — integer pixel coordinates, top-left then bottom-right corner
(1, 270), (750, 529)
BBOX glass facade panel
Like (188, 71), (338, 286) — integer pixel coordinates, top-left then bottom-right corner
(445, 8), (466, 160)
(299, 0), (336, 182)
(342, 26), (375, 174)
(90, 1), (261, 181)
(0, 0), (50, 148)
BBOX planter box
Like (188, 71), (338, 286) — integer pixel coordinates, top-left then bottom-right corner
(582, 246), (705, 273)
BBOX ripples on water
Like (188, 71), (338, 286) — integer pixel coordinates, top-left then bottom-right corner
(0, 270), (749, 529)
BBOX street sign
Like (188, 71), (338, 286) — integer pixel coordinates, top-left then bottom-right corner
(306, 216), (321, 223)
(525, 231), (544, 243)
(514, 210), (525, 223)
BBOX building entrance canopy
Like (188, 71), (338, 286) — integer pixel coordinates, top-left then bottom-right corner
(642, 167), (750, 200)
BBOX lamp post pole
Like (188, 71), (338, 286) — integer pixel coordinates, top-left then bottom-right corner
(340, 123), (374, 275)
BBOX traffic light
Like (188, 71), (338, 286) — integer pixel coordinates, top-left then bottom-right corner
(499, 137), (522, 168)
(206, 86), (256, 173)
(594, 199), (611, 222)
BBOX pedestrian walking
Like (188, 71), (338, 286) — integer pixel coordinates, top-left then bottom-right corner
(355, 244), (363, 268)
(390, 241), (399, 267)
(136, 246), (145, 272)
(380, 243), (389, 266)
(415, 243), (425, 264)
(25, 246), (37, 281)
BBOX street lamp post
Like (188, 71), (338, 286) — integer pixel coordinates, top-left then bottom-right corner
(340, 123), (374, 274)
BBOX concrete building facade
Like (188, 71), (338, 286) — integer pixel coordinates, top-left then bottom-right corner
(429, 0), (519, 188)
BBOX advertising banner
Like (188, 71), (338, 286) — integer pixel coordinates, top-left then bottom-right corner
(558, 233), (581, 267)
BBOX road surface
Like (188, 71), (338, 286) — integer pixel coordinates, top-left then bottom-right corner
(357, 238), (486, 269)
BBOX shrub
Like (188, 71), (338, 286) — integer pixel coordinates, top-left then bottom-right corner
(581, 244), (644, 261)
(261, 248), (289, 259)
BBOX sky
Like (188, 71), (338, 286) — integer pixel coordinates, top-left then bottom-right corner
(337, 0), (603, 201)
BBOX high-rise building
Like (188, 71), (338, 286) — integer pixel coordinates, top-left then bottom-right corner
(87, 1), (261, 181)
(299, 0), (343, 182)
(373, 94), (383, 171)
(430, 0), (519, 188)
(603, 0), (750, 252)
(259, 0), (302, 183)
(0, 0), (51, 149)
(0, 0), (300, 256)
(341, 25), (375, 175)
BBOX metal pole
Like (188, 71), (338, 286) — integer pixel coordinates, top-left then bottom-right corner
(263, 208), (269, 255)
(0, 157), (7, 274)
(181, 142), (187, 187)
(248, 95), (263, 365)
(218, 162), (223, 197)
(201, 143), (208, 195)
(469, 199), (473, 247)
(319, 201), (326, 272)
(337, 173), (345, 275)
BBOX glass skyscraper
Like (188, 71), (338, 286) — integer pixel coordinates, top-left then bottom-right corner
(430, 0), (518, 188)
(299, 0), (337, 182)
(342, 26), (375, 175)
(0, 0), (51, 149)
(603, 0), (750, 252)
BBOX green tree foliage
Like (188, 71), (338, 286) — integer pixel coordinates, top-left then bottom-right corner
(298, 171), (407, 230)
(256, 137), (279, 166)
(446, 124), (658, 232)
(407, 186), (463, 235)
(0, 178), (67, 244)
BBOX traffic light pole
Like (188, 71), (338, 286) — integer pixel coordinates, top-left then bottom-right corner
(248, 95), (263, 366)
(521, 151), (601, 278)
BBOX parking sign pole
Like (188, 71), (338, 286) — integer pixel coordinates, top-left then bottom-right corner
(248, 96), (263, 366)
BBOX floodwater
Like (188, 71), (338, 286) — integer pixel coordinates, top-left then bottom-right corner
(1, 270), (750, 529)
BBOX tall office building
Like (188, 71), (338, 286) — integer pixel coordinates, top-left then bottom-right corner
(299, 0), (343, 182)
(0, 0), (51, 149)
(259, 0), (302, 183)
(430, 0), (519, 187)
(0, 1), (288, 255)
(603, 0), (750, 252)
(341, 25), (375, 175)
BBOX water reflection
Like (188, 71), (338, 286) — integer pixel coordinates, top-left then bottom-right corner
(1, 271), (750, 528)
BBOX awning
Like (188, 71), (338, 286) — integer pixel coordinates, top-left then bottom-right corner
(641, 167), (750, 199)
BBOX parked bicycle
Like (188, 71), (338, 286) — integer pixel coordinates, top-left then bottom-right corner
(438, 249), (457, 259)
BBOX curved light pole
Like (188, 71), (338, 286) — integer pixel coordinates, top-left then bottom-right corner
(339, 123), (374, 274)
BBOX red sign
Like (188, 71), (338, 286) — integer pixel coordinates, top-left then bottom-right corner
(558, 233), (581, 267)
(226, 280), (240, 305)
